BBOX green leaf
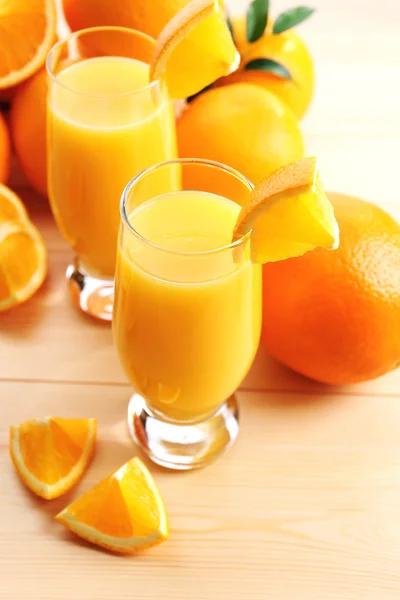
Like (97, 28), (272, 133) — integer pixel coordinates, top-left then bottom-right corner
(246, 0), (269, 43)
(244, 58), (292, 80)
(226, 15), (235, 43)
(272, 6), (315, 34)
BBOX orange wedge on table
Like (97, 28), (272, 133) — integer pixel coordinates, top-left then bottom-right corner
(0, 0), (57, 89)
(150, 0), (239, 99)
(0, 184), (47, 312)
(233, 157), (340, 262)
(10, 417), (97, 500)
(56, 457), (168, 553)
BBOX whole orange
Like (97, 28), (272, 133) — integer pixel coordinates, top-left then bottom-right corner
(10, 68), (47, 197)
(177, 83), (304, 185)
(261, 193), (400, 384)
(0, 112), (11, 183)
(217, 15), (314, 119)
(62, 0), (224, 37)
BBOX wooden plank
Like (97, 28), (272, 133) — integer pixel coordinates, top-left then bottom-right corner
(0, 186), (126, 384)
(1, 381), (400, 599)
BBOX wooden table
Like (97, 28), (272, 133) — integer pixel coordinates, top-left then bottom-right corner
(1, 0), (400, 598)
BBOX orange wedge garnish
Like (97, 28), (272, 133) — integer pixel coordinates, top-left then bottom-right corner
(56, 457), (168, 553)
(233, 157), (339, 263)
(0, 0), (57, 89)
(150, 0), (239, 99)
(10, 417), (97, 500)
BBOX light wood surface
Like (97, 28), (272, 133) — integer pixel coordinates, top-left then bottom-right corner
(1, 0), (400, 598)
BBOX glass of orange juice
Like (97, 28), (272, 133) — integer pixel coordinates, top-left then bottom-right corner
(113, 159), (262, 469)
(46, 27), (178, 321)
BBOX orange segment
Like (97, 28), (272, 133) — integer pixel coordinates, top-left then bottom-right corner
(0, 183), (28, 224)
(10, 417), (97, 500)
(56, 457), (168, 553)
(150, 0), (239, 99)
(0, 218), (47, 311)
(232, 157), (339, 263)
(0, 0), (57, 89)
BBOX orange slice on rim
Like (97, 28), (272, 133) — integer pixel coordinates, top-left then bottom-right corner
(56, 457), (168, 553)
(0, 0), (57, 89)
(150, 0), (239, 99)
(10, 417), (97, 500)
(232, 156), (340, 263)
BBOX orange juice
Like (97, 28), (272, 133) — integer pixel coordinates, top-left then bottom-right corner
(113, 191), (262, 422)
(47, 56), (177, 278)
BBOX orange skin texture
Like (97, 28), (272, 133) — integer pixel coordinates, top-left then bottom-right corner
(62, 0), (225, 38)
(0, 113), (11, 184)
(217, 15), (314, 119)
(261, 193), (400, 384)
(10, 69), (48, 197)
(177, 83), (304, 186)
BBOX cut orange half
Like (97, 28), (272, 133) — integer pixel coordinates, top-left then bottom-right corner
(150, 0), (239, 99)
(56, 457), (168, 553)
(0, 218), (47, 312)
(10, 417), (97, 500)
(232, 157), (339, 263)
(0, 0), (57, 89)
(0, 183), (28, 224)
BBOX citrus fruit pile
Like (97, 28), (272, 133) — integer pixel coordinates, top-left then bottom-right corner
(0, 0), (238, 311)
(0, 0), (398, 383)
(0, 0), (56, 193)
(59, 0), (315, 185)
(177, 1), (317, 184)
(0, 0), (52, 310)
(10, 417), (168, 553)
(0, 0), (314, 195)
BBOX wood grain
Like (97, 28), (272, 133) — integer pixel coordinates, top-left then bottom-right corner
(1, 0), (400, 598)
(2, 382), (400, 599)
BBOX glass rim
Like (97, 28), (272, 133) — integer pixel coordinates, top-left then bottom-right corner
(46, 25), (161, 98)
(120, 158), (254, 257)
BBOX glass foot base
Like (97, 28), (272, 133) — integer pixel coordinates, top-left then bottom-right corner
(66, 261), (114, 322)
(128, 393), (239, 470)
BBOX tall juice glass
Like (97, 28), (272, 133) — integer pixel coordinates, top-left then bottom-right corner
(113, 159), (262, 470)
(46, 27), (178, 320)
